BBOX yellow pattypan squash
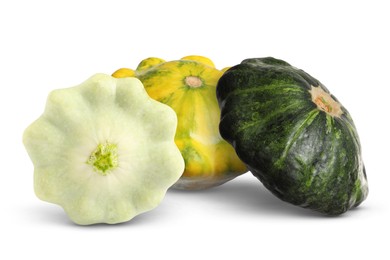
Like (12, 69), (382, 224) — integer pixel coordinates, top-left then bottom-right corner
(113, 56), (247, 190)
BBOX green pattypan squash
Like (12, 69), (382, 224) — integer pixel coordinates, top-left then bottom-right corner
(23, 74), (184, 225)
(217, 57), (368, 215)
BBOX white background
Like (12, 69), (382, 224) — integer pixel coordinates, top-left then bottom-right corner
(1, 0), (389, 259)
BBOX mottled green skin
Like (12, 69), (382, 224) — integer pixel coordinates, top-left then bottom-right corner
(217, 57), (368, 215)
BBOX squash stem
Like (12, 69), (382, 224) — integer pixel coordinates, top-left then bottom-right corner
(185, 76), (203, 88)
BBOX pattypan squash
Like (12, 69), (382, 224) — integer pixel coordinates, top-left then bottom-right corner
(113, 56), (247, 190)
(217, 57), (368, 215)
(23, 74), (184, 225)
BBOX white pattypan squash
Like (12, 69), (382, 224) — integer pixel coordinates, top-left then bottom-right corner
(23, 74), (184, 225)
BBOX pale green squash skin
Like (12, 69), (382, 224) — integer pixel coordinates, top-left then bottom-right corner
(23, 74), (184, 225)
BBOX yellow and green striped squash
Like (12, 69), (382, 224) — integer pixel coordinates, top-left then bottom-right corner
(113, 56), (246, 190)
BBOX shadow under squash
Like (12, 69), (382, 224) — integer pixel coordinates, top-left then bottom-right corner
(26, 174), (358, 227)
(24, 199), (166, 228)
(169, 174), (333, 218)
